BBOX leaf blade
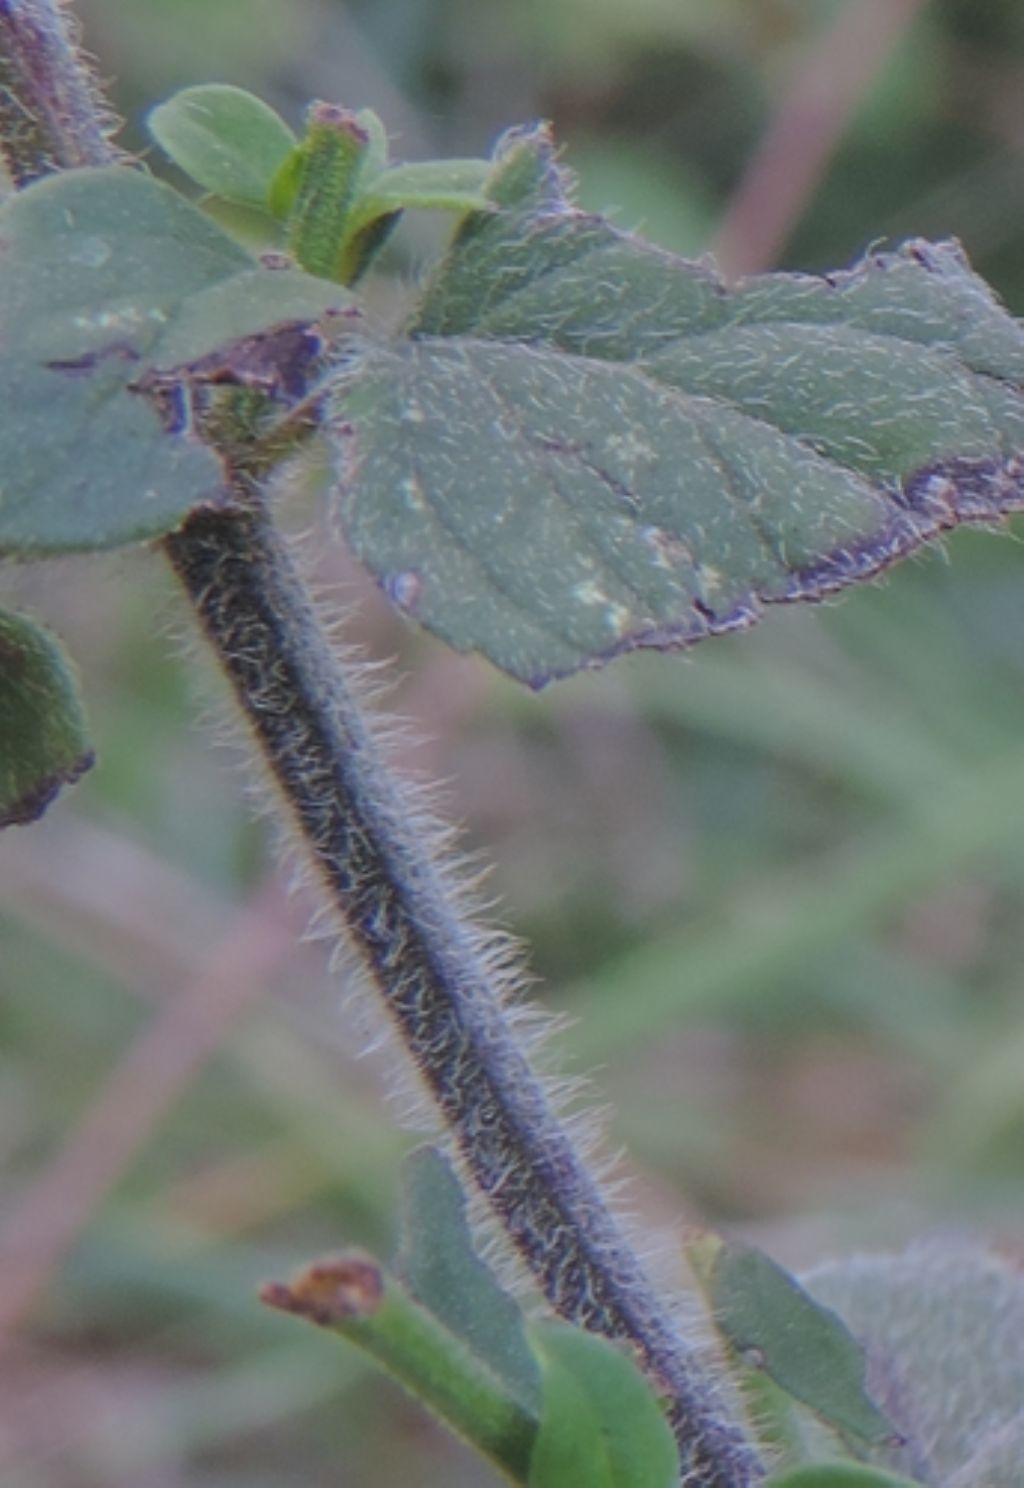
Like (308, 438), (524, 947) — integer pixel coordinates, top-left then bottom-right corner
(687, 1235), (896, 1456)
(148, 84), (297, 209)
(396, 1145), (540, 1415)
(328, 126), (1024, 686)
(527, 1322), (680, 1488)
(0, 167), (347, 555)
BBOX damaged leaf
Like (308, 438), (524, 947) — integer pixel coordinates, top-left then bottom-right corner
(327, 125), (1024, 686)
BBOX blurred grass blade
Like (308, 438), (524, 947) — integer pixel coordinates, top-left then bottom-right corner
(567, 746), (1024, 1061)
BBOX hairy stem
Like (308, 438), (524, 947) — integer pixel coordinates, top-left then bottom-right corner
(5, 3), (761, 1481)
(165, 497), (760, 1487)
(0, 0), (116, 183)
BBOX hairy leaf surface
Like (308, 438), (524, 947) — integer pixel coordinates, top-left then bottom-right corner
(805, 1244), (1024, 1484)
(0, 607), (92, 827)
(0, 167), (345, 555)
(329, 126), (1024, 686)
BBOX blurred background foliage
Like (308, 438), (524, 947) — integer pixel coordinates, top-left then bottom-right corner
(3, 0), (1024, 1483)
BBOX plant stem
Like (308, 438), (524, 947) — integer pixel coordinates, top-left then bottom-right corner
(164, 495), (761, 1487)
(4, 4), (762, 1481)
(0, 0), (117, 184)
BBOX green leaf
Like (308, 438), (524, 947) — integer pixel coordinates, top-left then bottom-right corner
(527, 1322), (679, 1488)
(688, 1236), (895, 1455)
(0, 167), (347, 555)
(262, 1251), (536, 1482)
(353, 157), (492, 216)
(805, 1244), (1024, 1483)
(336, 158), (492, 282)
(0, 607), (93, 828)
(397, 1146), (541, 1414)
(765, 1469), (922, 1488)
(148, 84), (297, 209)
(327, 124), (1024, 687)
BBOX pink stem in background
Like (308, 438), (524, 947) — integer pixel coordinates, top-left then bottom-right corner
(0, 879), (296, 1346)
(711, 0), (931, 278)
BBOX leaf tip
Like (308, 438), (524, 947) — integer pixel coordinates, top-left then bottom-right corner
(0, 745), (94, 829)
(260, 1250), (385, 1327)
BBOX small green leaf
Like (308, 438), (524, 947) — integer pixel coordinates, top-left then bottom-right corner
(689, 1236), (895, 1454)
(355, 157), (492, 215)
(0, 166), (347, 555)
(397, 1146), (540, 1414)
(327, 124), (1024, 687)
(765, 1468), (922, 1488)
(527, 1322), (679, 1488)
(336, 158), (492, 280)
(261, 1250), (537, 1482)
(0, 607), (93, 828)
(148, 84), (297, 209)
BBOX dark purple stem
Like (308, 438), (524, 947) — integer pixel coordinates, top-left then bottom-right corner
(0, 0), (118, 183)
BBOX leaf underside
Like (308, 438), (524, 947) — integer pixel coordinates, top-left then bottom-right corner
(0, 167), (346, 556)
(805, 1244), (1024, 1485)
(328, 124), (1024, 686)
(0, 607), (93, 828)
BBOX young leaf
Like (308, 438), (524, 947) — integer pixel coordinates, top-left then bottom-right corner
(261, 1250), (537, 1482)
(283, 102), (375, 282)
(527, 1321), (680, 1488)
(348, 157), (493, 224)
(339, 158), (493, 282)
(804, 1244), (1024, 1484)
(147, 84), (297, 209)
(0, 166), (347, 555)
(687, 1235), (896, 1456)
(327, 124), (1024, 687)
(397, 1145), (541, 1414)
(0, 607), (93, 828)
(765, 1468), (922, 1488)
